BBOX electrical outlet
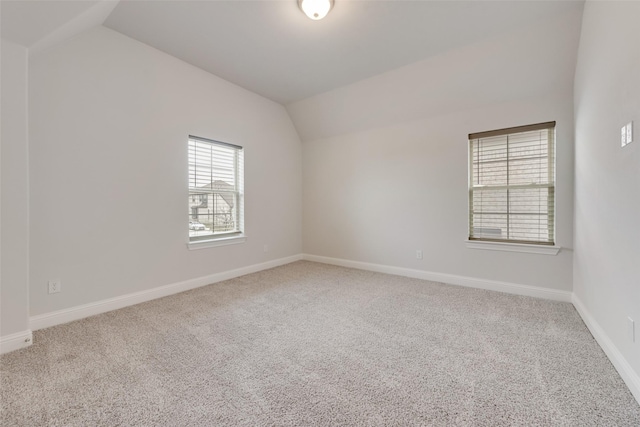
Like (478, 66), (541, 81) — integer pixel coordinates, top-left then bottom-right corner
(628, 317), (635, 343)
(416, 250), (423, 260)
(48, 279), (61, 294)
(626, 121), (633, 144)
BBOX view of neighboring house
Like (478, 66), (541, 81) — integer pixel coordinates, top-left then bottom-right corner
(188, 136), (242, 239)
(189, 180), (237, 236)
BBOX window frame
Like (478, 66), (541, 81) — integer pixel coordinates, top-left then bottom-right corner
(467, 121), (559, 252)
(187, 135), (245, 250)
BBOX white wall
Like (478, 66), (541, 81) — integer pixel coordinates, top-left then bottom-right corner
(573, 1), (640, 386)
(293, 7), (581, 292)
(302, 92), (574, 291)
(28, 26), (302, 316)
(1, 40), (30, 337)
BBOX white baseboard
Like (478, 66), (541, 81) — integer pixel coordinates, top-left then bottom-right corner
(30, 254), (303, 331)
(302, 254), (572, 302)
(572, 294), (640, 405)
(16, 252), (640, 406)
(0, 330), (33, 355)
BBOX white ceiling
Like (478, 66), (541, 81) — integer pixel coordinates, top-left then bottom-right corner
(287, 3), (584, 141)
(2, 1), (584, 105)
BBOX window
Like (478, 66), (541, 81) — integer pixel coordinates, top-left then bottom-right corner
(468, 121), (555, 246)
(188, 135), (244, 244)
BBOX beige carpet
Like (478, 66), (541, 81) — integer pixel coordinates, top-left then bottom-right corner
(2, 261), (639, 426)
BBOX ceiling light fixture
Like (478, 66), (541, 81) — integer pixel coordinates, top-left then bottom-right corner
(298, 0), (334, 20)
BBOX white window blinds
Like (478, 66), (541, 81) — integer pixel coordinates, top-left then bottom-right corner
(188, 136), (244, 242)
(469, 121), (555, 245)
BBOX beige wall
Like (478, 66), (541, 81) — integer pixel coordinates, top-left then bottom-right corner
(293, 7), (582, 292)
(573, 0), (640, 385)
(302, 92), (574, 291)
(28, 26), (302, 316)
(1, 39), (30, 337)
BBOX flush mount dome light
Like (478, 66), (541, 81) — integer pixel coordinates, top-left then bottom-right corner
(298, 0), (334, 20)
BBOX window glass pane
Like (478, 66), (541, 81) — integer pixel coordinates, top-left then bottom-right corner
(469, 123), (555, 245)
(508, 130), (550, 186)
(473, 136), (508, 187)
(188, 137), (243, 242)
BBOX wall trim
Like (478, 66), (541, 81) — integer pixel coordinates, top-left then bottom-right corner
(0, 330), (33, 355)
(572, 294), (640, 405)
(30, 254), (303, 331)
(302, 254), (572, 302)
(466, 240), (561, 255)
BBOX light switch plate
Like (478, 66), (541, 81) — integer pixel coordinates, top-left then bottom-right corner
(626, 121), (633, 144)
(621, 125), (627, 147)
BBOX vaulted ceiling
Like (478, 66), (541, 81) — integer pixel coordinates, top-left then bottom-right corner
(2, 1), (584, 106)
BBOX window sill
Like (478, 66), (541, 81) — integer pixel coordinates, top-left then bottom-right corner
(466, 240), (561, 255)
(187, 234), (246, 250)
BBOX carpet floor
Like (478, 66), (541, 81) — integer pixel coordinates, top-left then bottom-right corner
(1, 261), (639, 426)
